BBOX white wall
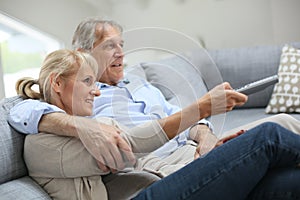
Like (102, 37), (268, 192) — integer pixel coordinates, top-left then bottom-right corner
(1, 0), (299, 50)
(88, 0), (300, 66)
(105, 0), (300, 49)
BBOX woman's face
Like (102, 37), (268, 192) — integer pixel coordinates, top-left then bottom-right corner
(59, 64), (99, 116)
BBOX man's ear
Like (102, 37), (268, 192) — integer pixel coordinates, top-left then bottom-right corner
(49, 73), (62, 93)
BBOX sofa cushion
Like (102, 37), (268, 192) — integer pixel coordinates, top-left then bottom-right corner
(0, 96), (26, 184)
(207, 45), (280, 108)
(218, 108), (300, 135)
(125, 63), (147, 80)
(207, 42), (300, 108)
(0, 176), (51, 200)
(266, 44), (300, 113)
(140, 54), (208, 108)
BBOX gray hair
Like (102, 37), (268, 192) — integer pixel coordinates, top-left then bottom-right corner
(72, 17), (123, 51)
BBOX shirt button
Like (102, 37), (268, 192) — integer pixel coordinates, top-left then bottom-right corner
(23, 122), (27, 126)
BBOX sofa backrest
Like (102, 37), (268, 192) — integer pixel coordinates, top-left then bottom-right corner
(0, 96), (27, 184)
(207, 42), (300, 108)
(125, 52), (209, 108)
(126, 42), (300, 109)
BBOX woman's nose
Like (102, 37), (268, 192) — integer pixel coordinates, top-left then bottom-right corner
(91, 88), (101, 96)
(91, 84), (101, 97)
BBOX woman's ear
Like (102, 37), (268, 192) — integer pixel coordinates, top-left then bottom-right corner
(49, 73), (63, 93)
(76, 47), (84, 52)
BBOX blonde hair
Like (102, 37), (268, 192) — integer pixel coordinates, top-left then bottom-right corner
(16, 49), (98, 103)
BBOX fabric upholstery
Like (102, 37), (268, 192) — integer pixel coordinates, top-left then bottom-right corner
(208, 42), (300, 108)
(0, 96), (26, 184)
(212, 107), (300, 135)
(208, 45), (281, 108)
(140, 54), (208, 108)
(0, 96), (50, 199)
(125, 63), (147, 80)
(0, 176), (51, 200)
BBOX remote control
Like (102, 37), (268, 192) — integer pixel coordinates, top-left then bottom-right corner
(235, 75), (278, 95)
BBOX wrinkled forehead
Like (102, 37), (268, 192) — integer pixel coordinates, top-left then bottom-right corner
(93, 24), (122, 47)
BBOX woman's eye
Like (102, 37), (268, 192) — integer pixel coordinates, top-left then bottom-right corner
(83, 78), (92, 86)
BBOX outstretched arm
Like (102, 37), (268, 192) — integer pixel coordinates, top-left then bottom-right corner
(157, 82), (248, 140)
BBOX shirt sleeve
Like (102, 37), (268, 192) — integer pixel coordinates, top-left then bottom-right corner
(8, 99), (65, 134)
(156, 90), (182, 115)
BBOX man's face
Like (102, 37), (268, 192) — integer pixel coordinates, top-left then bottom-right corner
(91, 25), (124, 85)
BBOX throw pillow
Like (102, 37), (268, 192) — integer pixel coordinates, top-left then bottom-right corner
(265, 44), (300, 113)
(140, 54), (208, 108)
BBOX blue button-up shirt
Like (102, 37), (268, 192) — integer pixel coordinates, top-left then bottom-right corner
(9, 74), (211, 158)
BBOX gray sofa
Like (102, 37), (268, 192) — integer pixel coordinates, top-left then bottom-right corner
(0, 96), (51, 199)
(1, 42), (300, 199)
(127, 41), (300, 134)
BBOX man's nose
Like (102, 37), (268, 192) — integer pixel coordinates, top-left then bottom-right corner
(114, 45), (124, 57)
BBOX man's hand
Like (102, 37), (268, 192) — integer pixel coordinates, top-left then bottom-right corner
(74, 117), (136, 172)
(39, 113), (136, 173)
(190, 124), (218, 159)
(198, 82), (248, 119)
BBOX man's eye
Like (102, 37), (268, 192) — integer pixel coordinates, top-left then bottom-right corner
(104, 43), (114, 50)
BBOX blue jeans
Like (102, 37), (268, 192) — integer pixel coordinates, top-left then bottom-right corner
(133, 122), (300, 200)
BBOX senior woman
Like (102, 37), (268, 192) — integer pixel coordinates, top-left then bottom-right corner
(11, 49), (300, 200)
(14, 49), (164, 199)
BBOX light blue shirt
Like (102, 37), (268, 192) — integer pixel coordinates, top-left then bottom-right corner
(9, 74), (212, 158)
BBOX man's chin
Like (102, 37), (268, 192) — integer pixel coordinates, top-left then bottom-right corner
(116, 76), (124, 83)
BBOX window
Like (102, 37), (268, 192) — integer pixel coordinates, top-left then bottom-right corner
(0, 12), (63, 99)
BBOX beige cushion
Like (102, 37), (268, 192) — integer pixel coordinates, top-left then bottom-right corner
(265, 45), (300, 113)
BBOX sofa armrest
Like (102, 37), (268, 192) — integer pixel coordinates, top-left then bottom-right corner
(0, 176), (51, 200)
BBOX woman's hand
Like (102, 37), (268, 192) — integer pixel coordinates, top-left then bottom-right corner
(194, 129), (246, 158)
(191, 124), (218, 159)
(215, 129), (246, 147)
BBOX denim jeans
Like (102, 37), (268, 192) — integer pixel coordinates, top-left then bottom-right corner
(133, 122), (300, 200)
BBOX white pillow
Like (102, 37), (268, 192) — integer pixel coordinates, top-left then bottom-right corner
(266, 44), (300, 113)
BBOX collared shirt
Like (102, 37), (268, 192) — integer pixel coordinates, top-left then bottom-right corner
(8, 74), (212, 158)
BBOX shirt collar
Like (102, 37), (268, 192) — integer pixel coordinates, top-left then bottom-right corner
(118, 78), (130, 87)
(96, 78), (130, 89)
